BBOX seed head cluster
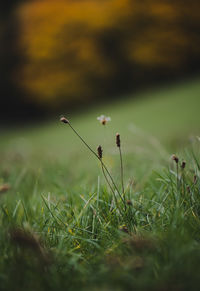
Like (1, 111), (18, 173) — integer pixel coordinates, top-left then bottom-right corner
(181, 161), (186, 169)
(60, 117), (69, 124)
(59, 113), (194, 219)
(97, 115), (111, 125)
(97, 145), (103, 159)
(116, 133), (121, 147)
(172, 154), (179, 164)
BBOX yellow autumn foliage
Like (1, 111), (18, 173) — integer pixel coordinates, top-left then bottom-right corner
(16, 0), (200, 108)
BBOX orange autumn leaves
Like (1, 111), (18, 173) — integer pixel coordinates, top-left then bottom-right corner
(17, 0), (200, 108)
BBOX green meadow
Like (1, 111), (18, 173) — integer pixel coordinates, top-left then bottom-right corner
(0, 78), (200, 291)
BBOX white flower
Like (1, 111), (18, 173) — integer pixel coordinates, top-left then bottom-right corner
(97, 115), (111, 125)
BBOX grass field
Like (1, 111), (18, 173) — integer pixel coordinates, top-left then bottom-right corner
(0, 78), (200, 290)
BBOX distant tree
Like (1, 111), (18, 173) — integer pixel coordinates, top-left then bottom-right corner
(4, 0), (200, 115)
(0, 1), (42, 122)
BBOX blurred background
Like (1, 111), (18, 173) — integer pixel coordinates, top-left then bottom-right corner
(1, 0), (200, 123)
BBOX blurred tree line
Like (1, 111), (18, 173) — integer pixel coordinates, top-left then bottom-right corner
(1, 0), (200, 119)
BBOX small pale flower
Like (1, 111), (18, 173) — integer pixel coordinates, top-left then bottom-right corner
(97, 115), (111, 125)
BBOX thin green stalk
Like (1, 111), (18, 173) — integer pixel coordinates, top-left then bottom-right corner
(103, 163), (125, 205)
(67, 121), (123, 203)
(116, 133), (126, 208)
(119, 146), (125, 195)
(176, 163), (179, 192)
(100, 160), (122, 215)
(68, 123), (99, 160)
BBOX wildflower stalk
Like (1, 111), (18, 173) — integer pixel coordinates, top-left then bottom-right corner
(97, 146), (122, 214)
(176, 163), (179, 190)
(181, 161), (186, 195)
(60, 117), (123, 205)
(172, 154), (179, 191)
(68, 122), (98, 160)
(116, 133), (126, 209)
(119, 147), (124, 193)
(103, 164), (125, 207)
(116, 133), (125, 193)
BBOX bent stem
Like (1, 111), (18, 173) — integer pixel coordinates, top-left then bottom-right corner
(103, 162), (125, 206)
(176, 163), (179, 191)
(119, 146), (125, 195)
(68, 123), (99, 160)
(116, 133), (126, 209)
(100, 161), (123, 215)
(65, 121), (124, 205)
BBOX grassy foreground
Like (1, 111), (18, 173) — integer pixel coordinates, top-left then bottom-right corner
(0, 78), (200, 290)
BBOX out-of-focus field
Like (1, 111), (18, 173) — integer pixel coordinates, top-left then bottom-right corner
(2, 78), (200, 145)
(1, 78), (200, 174)
(0, 78), (199, 193)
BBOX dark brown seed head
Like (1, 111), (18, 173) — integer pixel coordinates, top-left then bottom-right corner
(116, 133), (121, 147)
(97, 145), (103, 159)
(172, 154), (179, 164)
(194, 175), (197, 184)
(60, 117), (69, 124)
(181, 161), (186, 169)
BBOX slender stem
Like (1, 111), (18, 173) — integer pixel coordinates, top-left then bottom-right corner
(97, 175), (100, 210)
(102, 161), (124, 204)
(100, 161), (122, 214)
(68, 123), (99, 160)
(119, 146), (126, 210)
(101, 162), (115, 195)
(103, 125), (107, 147)
(176, 163), (179, 191)
(119, 147), (125, 194)
(68, 122), (123, 203)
